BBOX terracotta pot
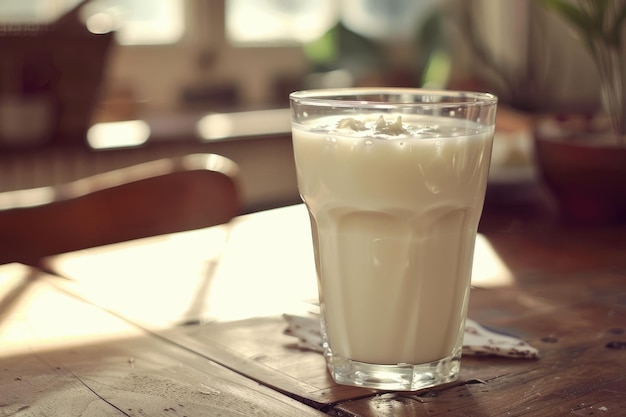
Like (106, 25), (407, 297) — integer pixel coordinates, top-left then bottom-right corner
(534, 119), (626, 225)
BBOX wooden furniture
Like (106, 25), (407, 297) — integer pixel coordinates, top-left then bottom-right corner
(0, 0), (113, 148)
(0, 263), (325, 416)
(1, 186), (625, 415)
(0, 153), (240, 266)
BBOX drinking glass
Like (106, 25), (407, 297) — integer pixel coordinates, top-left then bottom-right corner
(290, 88), (497, 391)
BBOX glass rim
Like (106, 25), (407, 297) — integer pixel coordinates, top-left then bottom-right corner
(289, 87), (498, 109)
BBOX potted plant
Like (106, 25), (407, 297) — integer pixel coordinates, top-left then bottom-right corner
(534, 0), (626, 224)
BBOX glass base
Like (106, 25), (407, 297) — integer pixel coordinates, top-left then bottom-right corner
(326, 353), (461, 391)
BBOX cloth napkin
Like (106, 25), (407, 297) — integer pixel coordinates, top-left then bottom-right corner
(283, 314), (539, 359)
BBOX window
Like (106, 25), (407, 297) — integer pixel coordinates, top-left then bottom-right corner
(341, 0), (438, 40)
(0, 0), (184, 45)
(225, 0), (437, 46)
(226, 0), (338, 45)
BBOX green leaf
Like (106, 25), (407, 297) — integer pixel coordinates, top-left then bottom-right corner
(540, 0), (623, 51)
(542, 0), (596, 33)
(608, 3), (626, 47)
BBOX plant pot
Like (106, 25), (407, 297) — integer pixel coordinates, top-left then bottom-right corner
(534, 118), (626, 225)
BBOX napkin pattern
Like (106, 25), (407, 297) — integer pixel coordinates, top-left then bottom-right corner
(283, 314), (539, 359)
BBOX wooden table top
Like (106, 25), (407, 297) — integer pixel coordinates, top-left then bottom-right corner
(2, 187), (625, 416)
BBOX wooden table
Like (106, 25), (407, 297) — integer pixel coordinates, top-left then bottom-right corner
(1, 189), (625, 416)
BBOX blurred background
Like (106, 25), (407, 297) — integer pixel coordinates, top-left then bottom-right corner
(0, 0), (602, 213)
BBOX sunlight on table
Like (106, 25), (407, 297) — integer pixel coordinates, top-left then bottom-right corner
(46, 205), (513, 330)
(0, 264), (140, 358)
(471, 234), (515, 288)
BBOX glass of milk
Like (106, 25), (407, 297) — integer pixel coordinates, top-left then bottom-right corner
(290, 88), (498, 391)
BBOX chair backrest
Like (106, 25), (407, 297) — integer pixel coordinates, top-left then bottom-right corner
(0, 153), (241, 265)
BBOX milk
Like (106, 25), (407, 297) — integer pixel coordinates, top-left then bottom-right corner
(293, 115), (493, 365)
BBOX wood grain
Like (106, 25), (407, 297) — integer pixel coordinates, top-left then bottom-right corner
(0, 264), (327, 416)
(41, 202), (626, 416)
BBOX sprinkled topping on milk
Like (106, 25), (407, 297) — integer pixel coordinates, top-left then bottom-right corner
(311, 115), (482, 140)
(375, 116), (408, 135)
(337, 117), (367, 131)
(337, 115), (408, 136)
(337, 115), (409, 136)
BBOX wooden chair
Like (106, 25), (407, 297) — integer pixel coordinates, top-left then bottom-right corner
(0, 153), (241, 266)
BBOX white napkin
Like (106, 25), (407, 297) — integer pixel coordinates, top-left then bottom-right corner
(283, 314), (539, 359)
